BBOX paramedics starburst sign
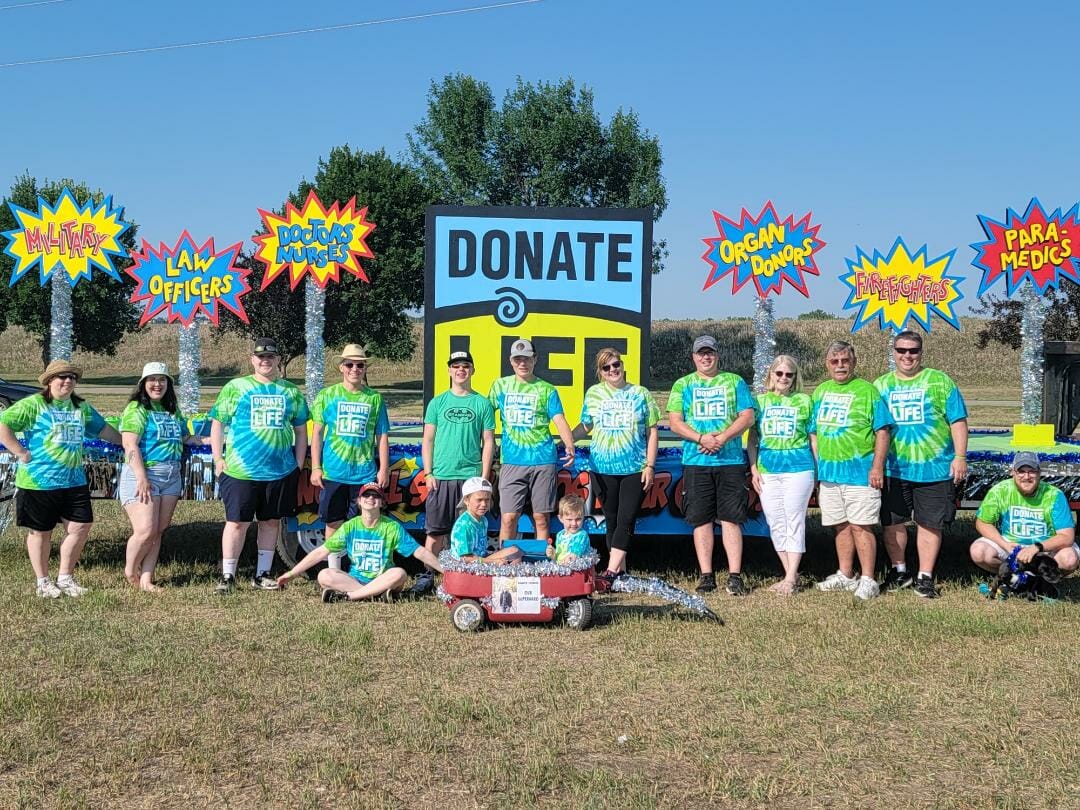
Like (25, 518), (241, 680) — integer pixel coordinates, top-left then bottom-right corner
(840, 237), (963, 333)
(3, 187), (130, 286)
(254, 190), (376, 290)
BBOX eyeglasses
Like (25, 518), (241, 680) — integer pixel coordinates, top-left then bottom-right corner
(827, 358), (851, 366)
(1014, 468), (1038, 476)
(55, 374), (77, 381)
(601, 361), (623, 372)
(695, 350), (716, 357)
(894, 347), (921, 355)
(773, 370), (794, 379)
(342, 362), (366, 370)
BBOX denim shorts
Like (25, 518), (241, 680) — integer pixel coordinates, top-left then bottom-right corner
(118, 463), (183, 505)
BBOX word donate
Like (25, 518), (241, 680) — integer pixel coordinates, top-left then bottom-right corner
(972, 197), (1080, 298)
(840, 237), (963, 333)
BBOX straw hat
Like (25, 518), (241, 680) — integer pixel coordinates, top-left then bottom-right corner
(38, 359), (82, 386)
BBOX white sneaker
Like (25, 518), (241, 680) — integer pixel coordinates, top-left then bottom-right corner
(854, 577), (880, 600)
(56, 578), (88, 597)
(36, 580), (62, 598)
(817, 570), (858, 592)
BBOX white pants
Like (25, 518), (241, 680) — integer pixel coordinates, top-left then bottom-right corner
(759, 470), (815, 553)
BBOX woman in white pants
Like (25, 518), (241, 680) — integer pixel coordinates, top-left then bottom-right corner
(748, 355), (817, 594)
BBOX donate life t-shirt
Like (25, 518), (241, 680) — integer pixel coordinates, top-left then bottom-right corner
(873, 368), (968, 483)
(753, 391), (816, 474)
(210, 376), (309, 481)
(667, 371), (754, 467)
(812, 378), (894, 485)
(554, 528), (591, 563)
(119, 401), (189, 467)
(449, 510), (489, 558)
(323, 514), (419, 582)
(580, 382), (660, 476)
(488, 376), (564, 466)
(424, 390), (496, 480)
(976, 480), (1074, 546)
(311, 384), (389, 485)
(0, 394), (107, 490)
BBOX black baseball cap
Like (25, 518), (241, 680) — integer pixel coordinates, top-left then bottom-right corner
(252, 338), (280, 356)
(447, 350), (475, 367)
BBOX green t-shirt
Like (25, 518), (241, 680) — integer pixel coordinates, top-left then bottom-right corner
(209, 376), (309, 481)
(753, 391), (815, 474)
(449, 510), (489, 558)
(667, 371), (754, 467)
(311, 384), (389, 485)
(424, 389), (496, 480)
(975, 480), (1074, 546)
(488, 376), (564, 466)
(812, 378), (893, 485)
(119, 401), (189, 467)
(323, 514), (420, 582)
(0, 394), (107, 490)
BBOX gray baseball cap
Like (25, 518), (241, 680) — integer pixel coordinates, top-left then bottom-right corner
(1011, 451), (1041, 471)
(509, 338), (535, 358)
(692, 335), (718, 353)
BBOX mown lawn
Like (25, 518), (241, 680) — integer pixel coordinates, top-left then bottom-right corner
(1, 502), (1077, 809)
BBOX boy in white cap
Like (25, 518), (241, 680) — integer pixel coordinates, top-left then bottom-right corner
(448, 477), (522, 563)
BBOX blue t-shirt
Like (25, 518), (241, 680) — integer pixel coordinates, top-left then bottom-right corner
(667, 371), (754, 467)
(209, 376), (309, 481)
(812, 378), (894, 486)
(322, 514), (419, 582)
(580, 382), (660, 476)
(554, 528), (591, 562)
(0, 394), (108, 490)
(449, 510), (489, 558)
(488, 376), (565, 467)
(753, 391), (816, 474)
(311, 384), (389, 485)
(975, 480), (1075, 546)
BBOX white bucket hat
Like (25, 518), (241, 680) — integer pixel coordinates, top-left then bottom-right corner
(139, 361), (173, 382)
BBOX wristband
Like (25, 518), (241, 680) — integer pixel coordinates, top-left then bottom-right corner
(644, 463), (655, 469)
(1035, 542), (1045, 552)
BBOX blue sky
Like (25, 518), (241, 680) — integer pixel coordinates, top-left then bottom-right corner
(2, 0), (1078, 320)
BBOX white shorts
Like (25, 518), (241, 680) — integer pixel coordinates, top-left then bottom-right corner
(972, 536), (1080, 562)
(818, 482), (880, 527)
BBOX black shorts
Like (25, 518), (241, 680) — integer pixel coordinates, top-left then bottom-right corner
(881, 477), (956, 530)
(318, 479), (364, 525)
(425, 478), (465, 536)
(681, 465), (749, 527)
(219, 469), (299, 523)
(16, 485), (93, 531)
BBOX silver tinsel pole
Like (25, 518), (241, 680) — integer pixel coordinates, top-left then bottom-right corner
(1019, 284), (1048, 425)
(178, 321), (201, 415)
(886, 330), (896, 372)
(50, 273), (73, 361)
(752, 296), (776, 393)
(305, 278), (325, 404)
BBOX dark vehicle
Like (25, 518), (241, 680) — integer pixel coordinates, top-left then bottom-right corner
(0, 376), (37, 414)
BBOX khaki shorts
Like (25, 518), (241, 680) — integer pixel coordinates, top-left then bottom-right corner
(819, 482), (880, 527)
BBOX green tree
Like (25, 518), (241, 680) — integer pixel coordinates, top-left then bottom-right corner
(0, 174), (140, 368)
(219, 147), (433, 368)
(797, 309), (840, 320)
(409, 74), (669, 271)
(975, 286), (1080, 349)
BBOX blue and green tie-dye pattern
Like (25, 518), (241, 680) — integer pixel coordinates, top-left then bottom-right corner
(753, 391), (816, 474)
(667, 371), (754, 467)
(580, 382), (660, 476)
(554, 528), (591, 562)
(450, 510), (489, 558)
(0, 394), (107, 490)
(311, 384), (388, 485)
(812, 378), (894, 485)
(488, 376), (564, 466)
(322, 515), (419, 581)
(119, 401), (188, 467)
(976, 480), (1073, 545)
(873, 368), (967, 483)
(209, 376), (309, 481)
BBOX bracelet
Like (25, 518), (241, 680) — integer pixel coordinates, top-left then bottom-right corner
(1035, 542), (1045, 552)
(644, 463), (655, 469)
(311, 466), (322, 471)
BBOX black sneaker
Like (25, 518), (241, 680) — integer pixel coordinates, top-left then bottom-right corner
(407, 570), (436, 597)
(913, 574), (938, 599)
(251, 573), (280, 591)
(882, 567), (914, 592)
(696, 573), (717, 593)
(215, 573), (236, 594)
(726, 574), (749, 597)
(321, 588), (349, 603)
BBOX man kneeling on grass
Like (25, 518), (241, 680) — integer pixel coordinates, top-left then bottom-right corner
(276, 482), (442, 602)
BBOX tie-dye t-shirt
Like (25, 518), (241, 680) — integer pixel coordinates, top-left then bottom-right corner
(554, 528), (591, 563)
(753, 391), (816, 474)
(449, 510), (489, 558)
(209, 376), (309, 481)
(0, 394), (108, 490)
(311, 384), (389, 485)
(812, 378), (894, 486)
(580, 382), (660, 476)
(976, 480), (1073, 546)
(119, 401), (189, 467)
(873, 368), (967, 483)
(488, 376), (564, 466)
(323, 514), (419, 582)
(667, 372), (754, 467)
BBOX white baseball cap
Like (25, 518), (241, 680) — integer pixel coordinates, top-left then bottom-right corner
(139, 361), (173, 382)
(458, 476), (493, 507)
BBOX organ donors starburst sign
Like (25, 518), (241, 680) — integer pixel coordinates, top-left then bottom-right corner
(840, 237), (963, 332)
(3, 187), (130, 286)
(701, 202), (824, 297)
(254, 190), (376, 289)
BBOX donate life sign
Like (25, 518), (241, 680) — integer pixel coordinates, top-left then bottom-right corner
(424, 206), (653, 424)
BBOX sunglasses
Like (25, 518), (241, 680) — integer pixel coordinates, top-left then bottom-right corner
(894, 347), (921, 355)
(55, 374), (78, 381)
(359, 491), (383, 499)
(601, 360), (623, 372)
(342, 362), (367, 370)
(773, 370), (794, 379)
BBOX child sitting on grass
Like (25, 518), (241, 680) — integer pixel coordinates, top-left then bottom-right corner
(450, 477), (522, 563)
(277, 482), (443, 602)
(547, 494), (592, 563)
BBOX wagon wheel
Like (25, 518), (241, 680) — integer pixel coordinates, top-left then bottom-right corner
(563, 597), (593, 630)
(451, 599), (486, 632)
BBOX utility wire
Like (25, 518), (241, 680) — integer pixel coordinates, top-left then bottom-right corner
(0, 0), (542, 68)
(0, 0), (74, 11)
